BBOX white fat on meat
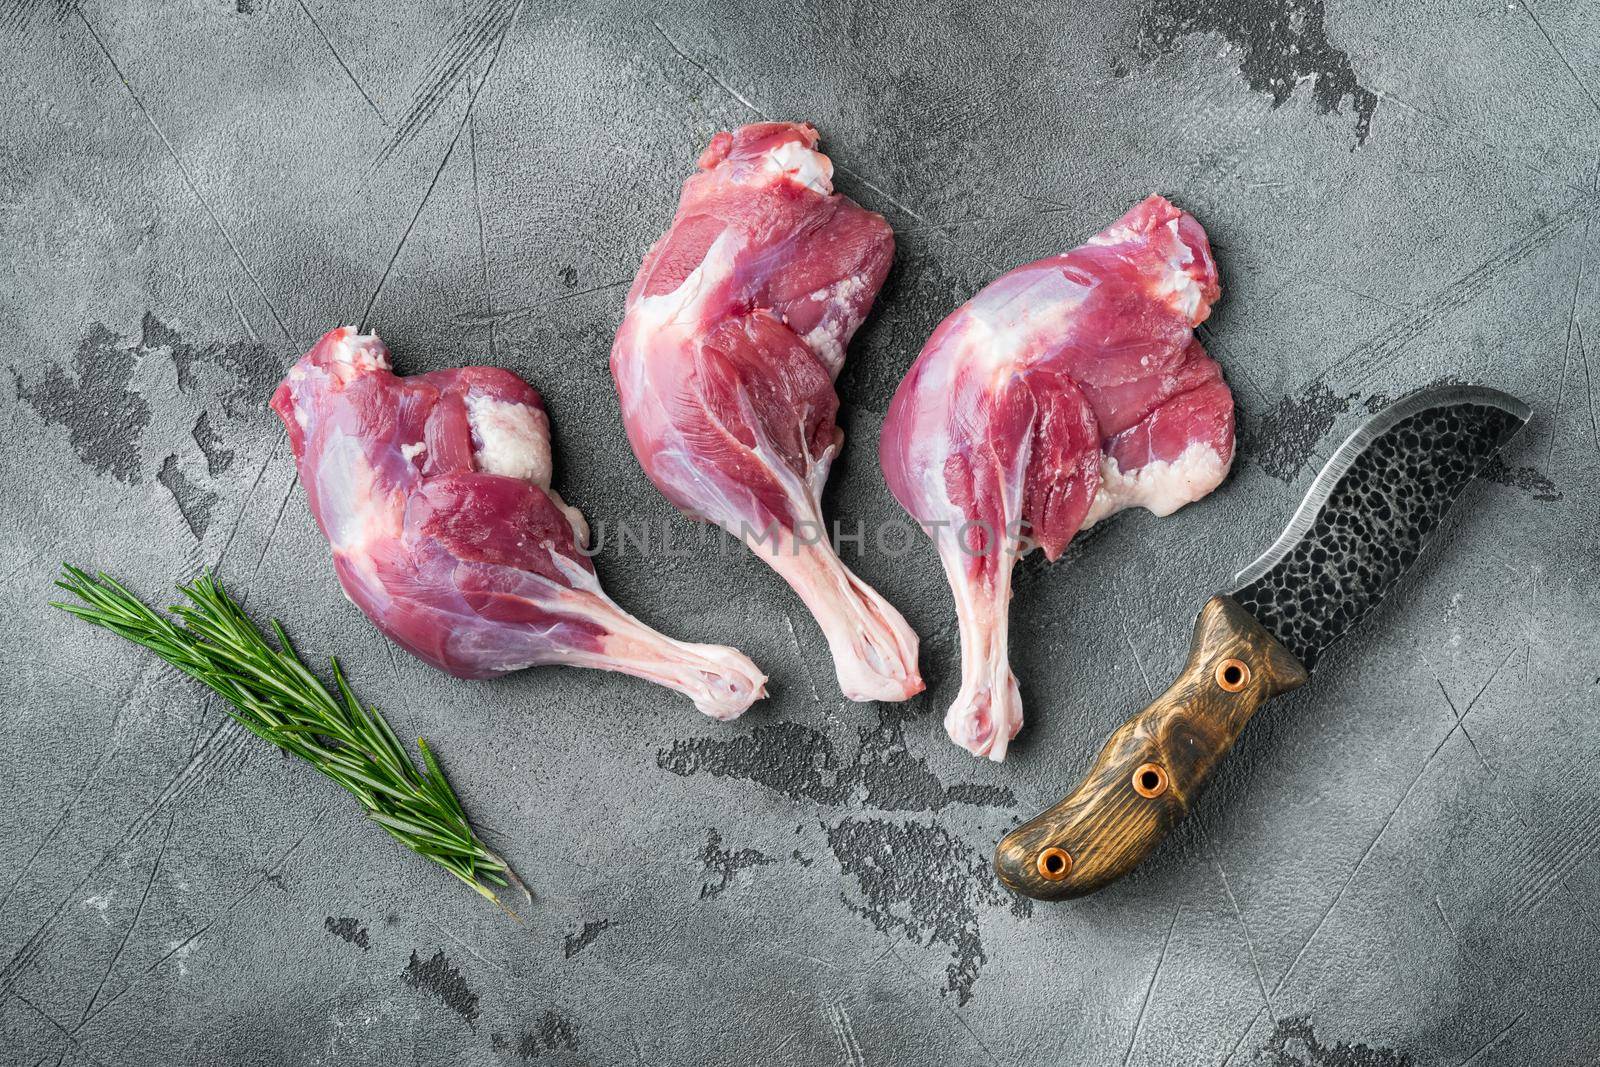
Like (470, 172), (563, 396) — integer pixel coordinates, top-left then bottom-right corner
(1080, 441), (1229, 529)
(466, 393), (552, 485)
(323, 328), (392, 382)
(465, 392), (589, 545)
(1152, 219), (1203, 322)
(762, 140), (833, 194)
(800, 275), (868, 372)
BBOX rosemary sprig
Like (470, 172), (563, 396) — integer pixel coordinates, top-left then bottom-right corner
(52, 565), (527, 911)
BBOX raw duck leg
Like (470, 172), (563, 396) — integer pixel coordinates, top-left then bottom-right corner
(879, 195), (1235, 760)
(611, 122), (923, 703)
(272, 327), (766, 719)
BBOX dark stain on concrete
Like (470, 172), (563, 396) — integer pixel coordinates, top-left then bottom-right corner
(192, 411), (235, 476)
(402, 949), (480, 1025)
(1138, 0), (1380, 145)
(562, 919), (609, 958)
(493, 1010), (581, 1060)
(1257, 1015), (1411, 1066)
(324, 916), (369, 950)
(17, 323), (152, 484)
(699, 828), (773, 900)
(1480, 455), (1561, 501)
(658, 720), (1015, 813)
(825, 817), (1031, 1005)
(147, 312), (274, 418)
(17, 314), (269, 489)
(158, 455), (220, 540)
(1248, 382), (1356, 481)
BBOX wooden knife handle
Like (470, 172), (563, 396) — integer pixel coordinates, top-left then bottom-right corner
(994, 595), (1310, 900)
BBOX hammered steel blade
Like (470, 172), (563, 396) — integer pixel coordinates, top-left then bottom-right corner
(1230, 384), (1530, 670)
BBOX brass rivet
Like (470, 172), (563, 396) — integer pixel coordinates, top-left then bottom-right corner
(1132, 762), (1168, 798)
(1216, 658), (1250, 692)
(1036, 847), (1072, 880)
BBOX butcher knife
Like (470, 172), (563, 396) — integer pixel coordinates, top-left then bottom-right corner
(994, 384), (1530, 900)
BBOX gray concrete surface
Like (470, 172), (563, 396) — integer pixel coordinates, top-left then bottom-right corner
(2, 0), (1597, 1063)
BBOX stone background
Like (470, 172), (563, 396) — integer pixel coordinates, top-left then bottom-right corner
(2, 0), (1597, 1063)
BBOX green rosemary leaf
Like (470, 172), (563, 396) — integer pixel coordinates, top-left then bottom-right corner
(52, 564), (528, 911)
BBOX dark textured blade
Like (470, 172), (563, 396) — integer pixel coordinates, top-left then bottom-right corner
(1229, 385), (1530, 671)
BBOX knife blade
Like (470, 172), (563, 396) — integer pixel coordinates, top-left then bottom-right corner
(993, 384), (1531, 901)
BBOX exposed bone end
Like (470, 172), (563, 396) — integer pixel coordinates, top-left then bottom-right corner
(593, 623), (768, 721)
(759, 535), (924, 703)
(677, 644), (770, 721)
(830, 605), (925, 704)
(945, 667), (1023, 763)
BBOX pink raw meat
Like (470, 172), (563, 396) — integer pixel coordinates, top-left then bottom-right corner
(611, 122), (923, 703)
(880, 195), (1235, 760)
(272, 327), (766, 719)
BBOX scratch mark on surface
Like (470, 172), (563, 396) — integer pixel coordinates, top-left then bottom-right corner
(453, 278), (629, 326)
(1375, 84), (1599, 203)
(77, 813), (174, 1025)
(881, 942), (1000, 1066)
(1220, 1008), (1263, 1067)
(650, 19), (938, 233)
(1207, 831), (1275, 1020)
(361, 130), (465, 331)
(1319, 202), (1588, 389)
(375, 0), (518, 169)
(0, 705), (251, 995)
(9, 992), (111, 1067)
(1505, 792), (1600, 919)
(783, 614), (822, 702)
(434, 922), (508, 976)
(1123, 904), (1181, 1065)
(1269, 716), (1462, 1001)
(240, 472), (300, 605)
(1550, 202), (1592, 462)
(1577, 323), (1599, 455)
(653, 21), (764, 116)
(1421, 655), (1493, 776)
(1457, 1010), (1525, 1066)
(74, 834), (307, 1033)
(76, 11), (293, 344)
(0, 701), (125, 918)
(1114, 589), (1157, 700)
(468, 113), (496, 360)
(833, 160), (930, 225)
(1195, 322), (1271, 406)
(1513, 0), (1600, 116)
(217, 430), (287, 567)
(826, 1000), (865, 1067)
(294, 0), (388, 126)
(226, 289), (260, 344)
(1434, 895), (1455, 937)
(360, 2), (521, 332)
(1464, 645), (1520, 717)
(382, 640), (411, 717)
